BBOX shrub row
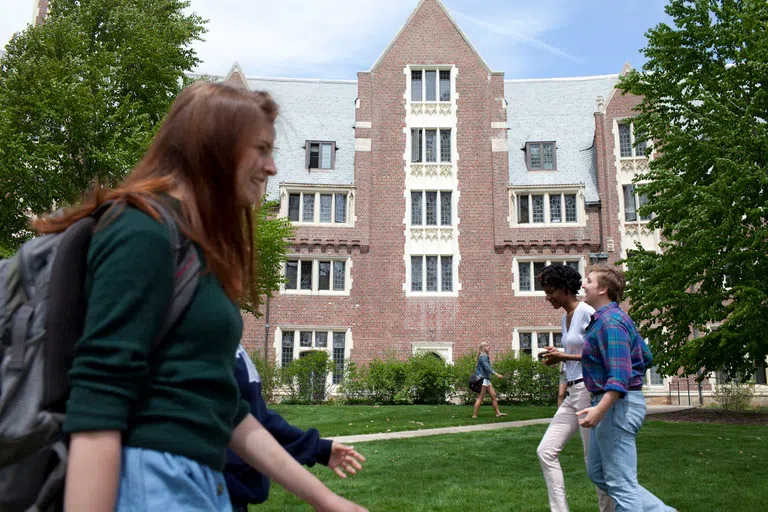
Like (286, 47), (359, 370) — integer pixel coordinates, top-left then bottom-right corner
(250, 349), (560, 406)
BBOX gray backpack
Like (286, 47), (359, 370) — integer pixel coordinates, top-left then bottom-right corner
(0, 197), (201, 512)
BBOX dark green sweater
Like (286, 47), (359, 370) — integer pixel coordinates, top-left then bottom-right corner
(63, 204), (250, 471)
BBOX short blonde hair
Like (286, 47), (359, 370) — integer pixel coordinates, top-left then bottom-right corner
(589, 264), (626, 302)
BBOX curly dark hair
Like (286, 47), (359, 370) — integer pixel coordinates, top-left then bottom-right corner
(538, 264), (582, 296)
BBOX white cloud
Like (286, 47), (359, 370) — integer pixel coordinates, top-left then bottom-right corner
(189, 0), (417, 77)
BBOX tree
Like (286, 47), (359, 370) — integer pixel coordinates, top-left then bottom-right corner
(620, 0), (768, 379)
(244, 199), (295, 318)
(0, 0), (206, 251)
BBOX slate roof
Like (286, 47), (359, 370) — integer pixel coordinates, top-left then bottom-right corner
(505, 75), (619, 202)
(206, 70), (618, 202)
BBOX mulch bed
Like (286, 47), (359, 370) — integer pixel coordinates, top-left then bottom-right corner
(649, 408), (768, 426)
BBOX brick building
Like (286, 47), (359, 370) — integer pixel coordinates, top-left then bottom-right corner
(213, 0), (688, 401)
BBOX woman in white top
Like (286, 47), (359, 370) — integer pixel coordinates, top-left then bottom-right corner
(536, 264), (614, 512)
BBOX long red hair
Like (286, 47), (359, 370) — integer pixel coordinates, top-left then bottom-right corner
(34, 81), (279, 305)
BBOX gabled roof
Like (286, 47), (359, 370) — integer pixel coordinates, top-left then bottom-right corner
(223, 61), (249, 90)
(369, 0), (492, 73)
(506, 74), (619, 202)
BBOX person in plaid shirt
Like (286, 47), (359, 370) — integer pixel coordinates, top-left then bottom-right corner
(576, 264), (676, 512)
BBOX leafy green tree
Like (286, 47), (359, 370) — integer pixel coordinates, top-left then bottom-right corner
(244, 199), (295, 317)
(0, 0), (206, 249)
(620, 0), (768, 379)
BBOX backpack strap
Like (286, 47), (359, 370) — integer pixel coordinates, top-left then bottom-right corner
(142, 196), (201, 346)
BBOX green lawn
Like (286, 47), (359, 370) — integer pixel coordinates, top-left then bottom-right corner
(251, 419), (768, 511)
(268, 404), (556, 437)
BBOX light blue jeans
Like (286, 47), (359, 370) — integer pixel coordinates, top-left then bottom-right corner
(116, 447), (233, 512)
(587, 391), (675, 512)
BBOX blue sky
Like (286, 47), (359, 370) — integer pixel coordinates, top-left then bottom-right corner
(1, 0), (673, 79)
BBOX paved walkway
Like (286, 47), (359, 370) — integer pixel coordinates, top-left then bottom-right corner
(329, 405), (695, 444)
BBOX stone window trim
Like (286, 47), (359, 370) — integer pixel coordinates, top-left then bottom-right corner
(410, 190), (453, 227)
(524, 141), (557, 171)
(621, 182), (652, 224)
(281, 185), (355, 227)
(411, 128), (452, 164)
(513, 257), (586, 296)
(304, 140), (336, 171)
(616, 120), (649, 159)
(508, 186), (586, 227)
(274, 327), (353, 387)
(410, 255), (454, 294)
(281, 256), (352, 296)
(409, 67), (453, 103)
(513, 328), (564, 359)
(411, 342), (454, 364)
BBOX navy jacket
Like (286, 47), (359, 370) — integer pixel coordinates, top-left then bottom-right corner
(224, 346), (333, 507)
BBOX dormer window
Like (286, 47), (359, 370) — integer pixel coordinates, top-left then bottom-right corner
(306, 141), (335, 170)
(525, 142), (556, 171)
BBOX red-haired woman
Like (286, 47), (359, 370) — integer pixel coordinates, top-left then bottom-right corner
(35, 82), (366, 512)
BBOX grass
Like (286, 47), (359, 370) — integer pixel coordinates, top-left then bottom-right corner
(267, 404), (556, 437)
(250, 415), (768, 511)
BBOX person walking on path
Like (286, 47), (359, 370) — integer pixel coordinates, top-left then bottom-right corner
(472, 342), (507, 419)
(577, 264), (676, 512)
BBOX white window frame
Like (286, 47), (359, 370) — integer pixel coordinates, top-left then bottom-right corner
(513, 257), (585, 296)
(618, 121), (648, 159)
(621, 182), (652, 223)
(281, 257), (352, 296)
(409, 67), (452, 103)
(410, 190), (453, 227)
(281, 186), (355, 227)
(411, 128), (452, 163)
(513, 328), (563, 359)
(409, 254), (455, 295)
(509, 188), (585, 227)
(275, 327), (352, 388)
(645, 365), (667, 388)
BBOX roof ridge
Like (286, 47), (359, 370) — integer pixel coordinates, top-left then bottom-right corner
(504, 74), (619, 83)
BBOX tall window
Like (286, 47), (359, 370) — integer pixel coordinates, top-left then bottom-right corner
(618, 122), (647, 158)
(411, 70), (423, 102)
(520, 333), (532, 356)
(411, 68), (451, 102)
(333, 332), (346, 384)
(411, 256), (453, 293)
(412, 129), (451, 163)
(622, 185), (651, 222)
(281, 331), (294, 367)
(648, 366), (664, 386)
(411, 191), (452, 227)
(286, 192), (349, 224)
(526, 142), (557, 171)
(306, 141), (335, 170)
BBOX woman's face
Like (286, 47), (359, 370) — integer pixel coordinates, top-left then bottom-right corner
(236, 124), (277, 206)
(483, 344), (490, 354)
(544, 287), (571, 310)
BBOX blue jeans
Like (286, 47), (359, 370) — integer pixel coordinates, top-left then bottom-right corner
(587, 391), (674, 512)
(116, 447), (233, 512)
